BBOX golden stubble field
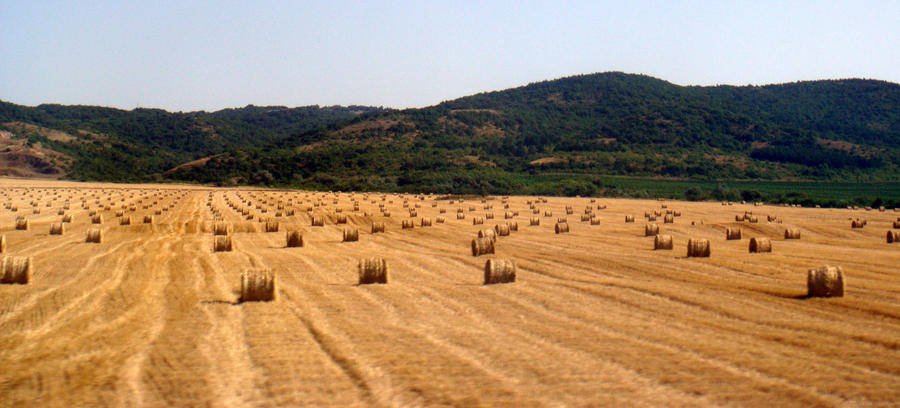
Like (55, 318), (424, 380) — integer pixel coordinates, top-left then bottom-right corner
(0, 178), (898, 407)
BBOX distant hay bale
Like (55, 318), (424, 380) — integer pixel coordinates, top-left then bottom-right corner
(687, 239), (711, 257)
(664, 214), (674, 224)
(311, 216), (325, 227)
(473, 217), (485, 225)
(456, 213), (465, 220)
(807, 265), (844, 297)
(767, 215), (777, 222)
(240, 268), (276, 302)
(505, 211), (514, 219)
(336, 214), (349, 224)
(485, 213), (494, 220)
(495, 223), (510, 236)
(625, 215), (635, 223)
(580, 214), (591, 222)
(887, 231), (900, 244)
(673, 211), (682, 217)
(57, 209), (66, 216)
(119, 216), (131, 226)
(554, 222), (569, 234)
(116, 210), (125, 217)
(654, 234), (673, 250)
(735, 215), (744, 222)
(784, 228), (801, 239)
(478, 228), (497, 242)
(285, 230), (304, 247)
(507, 221), (518, 231)
(50, 222), (64, 235)
(590, 216), (601, 225)
(645, 223), (659, 236)
(472, 236), (495, 256)
(566, 207), (574, 215)
(530, 217), (540, 226)
(15, 218), (28, 230)
(893, 220), (900, 229)
(143, 215), (153, 224)
(0, 256), (31, 284)
(214, 236), (233, 252)
(86, 228), (102, 243)
(726, 227), (742, 240)
(748, 216), (759, 223)
(436, 216), (445, 224)
(597, 204), (607, 210)
(851, 219), (865, 229)
(402, 219), (415, 229)
(420, 218), (432, 227)
(749, 237), (772, 253)
(214, 222), (230, 235)
(484, 258), (516, 285)
(543, 210), (552, 217)
(265, 221), (279, 233)
(371, 222), (385, 233)
(343, 228), (359, 242)
(62, 214), (74, 223)
(358, 257), (388, 284)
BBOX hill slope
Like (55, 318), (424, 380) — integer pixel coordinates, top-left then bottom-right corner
(169, 72), (900, 193)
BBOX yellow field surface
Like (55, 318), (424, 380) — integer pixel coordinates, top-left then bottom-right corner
(0, 179), (898, 407)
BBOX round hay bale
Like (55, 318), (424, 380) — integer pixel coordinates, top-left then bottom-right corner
(625, 215), (635, 223)
(505, 211), (514, 219)
(15, 218), (28, 230)
(456, 213), (466, 220)
(580, 214), (591, 222)
(735, 215), (744, 222)
(851, 219), (865, 229)
(471, 237), (495, 256)
(86, 228), (102, 243)
(554, 222), (569, 234)
(0, 256), (31, 284)
(495, 223), (510, 236)
(420, 218), (432, 227)
(50, 222), (64, 235)
(343, 228), (359, 242)
(402, 219), (415, 229)
(543, 210), (552, 217)
(892, 220), (900, 229)
(484, 259), (516, 285)
(265, 221), (280, 232)
(214, 236), (233, 252)
(285, 230), (305, 247)
(645, 223), (659, 237)
(358, 257), (388, 284)
(478, 228), (497, 241)
(748, 216), (759, 223)
(371, 222), (385, 233)
(436, 216), (445, 224)
(143, 215), (153, 224)
(311, 216), (325, 227)
(887, 230), (900, 244)
(590, 216), (601, 225)
(807, 266), (844, 297)
(566, 207), (574, 215)
(116, 210), (125, 217)
(62, 214), (74, 223)
(673, 211), (682, 217)
(654, 234), (673, 250)
(57, 209), (66, 216)
(784, 228), (801, 239)
(335, 214), (348, 224)
(507, 221), (518, 232)
(485, 213), (494, 220)
(473, 217), (485, 225)
(664, 214), (674, 224)
(530, 217), (540, 226)
(214, 222), (230, 235)
(749, 237), (772, 253)
(726, 227), (742, 240)
(240, 268), (276, 302)
(687, 239), (711, 257)
(119, 216), (131, 226)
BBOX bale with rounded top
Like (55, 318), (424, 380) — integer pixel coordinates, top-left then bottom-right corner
(214, 236), (233, 252)
(0, 256), (31, 284)
(50, 222), (64, 235)
(401, 219), (415, 229)
(625, 215), (635, 223)
(645, 223), (659, 236)
(687, 239), (710, 257)
(484, 259), (516, 285)
(286, 230), (304, 247)
(473, 217), (485, 225)
(555, 222), (569, 234)
(371, 222), (385, 233)
(784, 228), (801, 239)
(887, 230), (900, 243)
(311, 216), (325, 227)
(265, 221), (280, 233)
(15, 219), (28, 230)
(358, 258), (388, 284)
(214, 222), (230, 236)
(654, 234), (673, 250)
(495, 223), (510, 236)
(343, 228), (359, 242)
(807, 266), (844, 297)
(726, 227), (742, 240)
(86, 228), (102, 243)
(749, 237), (772, 253)
(472, 237), (495, 256)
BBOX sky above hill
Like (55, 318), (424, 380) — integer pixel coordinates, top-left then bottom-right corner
(2, 1), (898, 112)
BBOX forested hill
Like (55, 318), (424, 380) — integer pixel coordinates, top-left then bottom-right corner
(2, 72), (899, 196)
(172, 72), (900, 193)
(0, 102), (389, 180)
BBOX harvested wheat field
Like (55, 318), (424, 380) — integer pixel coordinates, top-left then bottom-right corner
(0, 178), (898, 407)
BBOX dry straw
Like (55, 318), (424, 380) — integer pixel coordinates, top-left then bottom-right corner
(371, 222), (385, 233)
(807, 265), (844, 297)
(654, 234), (673, 250)
(555, 222), (569, 234)
(507, 221), (518, 231)
(119, 216), (131, 226)
(436, 216), (445, 224)
(143, 215), (153, 224)
(336, 214), (348, 224)
(0, 235), (5, 253)
(495, 223), (510, 236)
(214, 236), (233, 252)
(530, 217), (540, 226)
(784, 228), (801, 239)
(645, 223), (659, 236)
(86, 227), (102, 243)
(484, 259), (516, 285)
(887, 230), (900, 244)
(664, 214), (674, 224)
(358, 257), (388, 284)
(726, 227), (742, 240)
(312, 216), (325, 227)
(49, 222), (64, 235)
(343, 228), (359, 242)
(62, 214), (74, 223)
(240, 268), (276, 302)
(420, 218), (432, 227)
(402, 219), (415, 229)
(625, 215), (635, 223)
(687, 239), (710, 257)
(15, 218), (28, 230)
(590, 216), (601, 225)
(265, 221), (280, 232)
(473, 216), (485, 225)
(0, 256), (31, 284)
(214, 222), (230, 236)
(472, 237), (495, 256)
(749, 237), (772, 253)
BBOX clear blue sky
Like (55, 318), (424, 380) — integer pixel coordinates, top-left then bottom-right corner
(2, 1), (898, 112)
